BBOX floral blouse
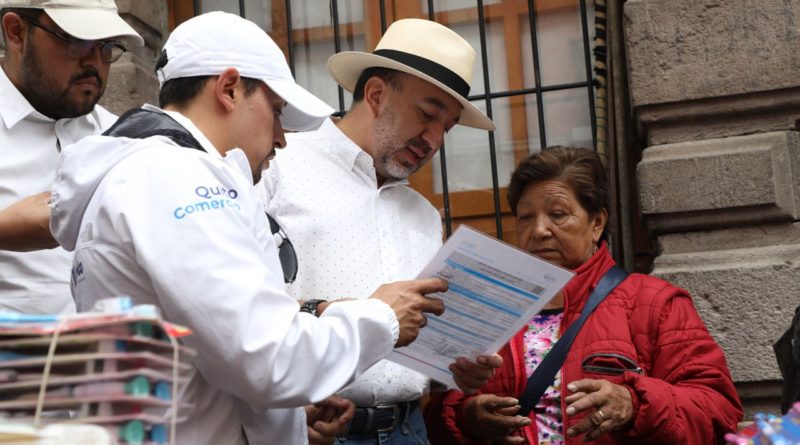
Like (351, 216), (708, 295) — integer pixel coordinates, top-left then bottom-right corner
(522, 309), (565, 445)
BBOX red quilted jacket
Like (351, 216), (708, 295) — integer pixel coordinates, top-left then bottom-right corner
(425, 244), (742, 445)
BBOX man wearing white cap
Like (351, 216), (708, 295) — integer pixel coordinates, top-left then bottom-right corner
(261, 18), (501, 444)
(48, 11), (451, 445)
(0, 0), (143, 314)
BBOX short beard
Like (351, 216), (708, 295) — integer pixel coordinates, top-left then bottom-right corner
(19, 43), (104, 119)
(373, 108), (426, 181)
(379, 151), (417, 181)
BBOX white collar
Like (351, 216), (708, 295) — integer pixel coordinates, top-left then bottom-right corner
(0, 67), (56, 128)
(316, 118), (362, 170)
(315, 118), (409, 188)
(141, 104), (223, 159)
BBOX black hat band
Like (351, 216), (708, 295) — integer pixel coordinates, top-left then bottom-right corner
(373, 49), (470, 99)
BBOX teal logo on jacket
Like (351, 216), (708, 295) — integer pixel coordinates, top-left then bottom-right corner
(173, 184), (241, 219)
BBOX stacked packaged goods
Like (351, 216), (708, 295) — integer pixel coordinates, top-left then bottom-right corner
(726, 402), (800, 445)
(0, 298), (194, 445)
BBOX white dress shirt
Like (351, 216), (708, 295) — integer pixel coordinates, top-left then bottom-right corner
(261, 118), (443, 406)
(50, 106), (399, 444)
(0, 67), (116, 314)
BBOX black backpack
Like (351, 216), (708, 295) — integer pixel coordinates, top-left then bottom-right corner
(774, 304), (800, 413)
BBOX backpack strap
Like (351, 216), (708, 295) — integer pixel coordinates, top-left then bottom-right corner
(103, 108), (205, 152)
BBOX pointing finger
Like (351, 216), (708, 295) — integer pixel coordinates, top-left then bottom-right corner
(408, 277), (449, 294)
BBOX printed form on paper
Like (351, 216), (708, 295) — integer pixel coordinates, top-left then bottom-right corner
(387, 225), (575, 388)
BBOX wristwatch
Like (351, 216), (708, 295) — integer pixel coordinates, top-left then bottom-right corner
(299, 299), (327, 317)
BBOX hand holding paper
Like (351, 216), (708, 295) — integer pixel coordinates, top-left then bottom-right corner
(450, 354), (504, 395)
(368, 277), (447, 347)
(387, 225), (574, 388)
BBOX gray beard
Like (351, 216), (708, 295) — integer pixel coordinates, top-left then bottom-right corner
(379, 151), (418, 180)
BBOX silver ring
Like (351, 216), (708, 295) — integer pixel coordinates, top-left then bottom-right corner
(596, 409), (606, 423)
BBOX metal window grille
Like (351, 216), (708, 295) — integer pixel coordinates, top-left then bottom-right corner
(192, 0), (601, 243)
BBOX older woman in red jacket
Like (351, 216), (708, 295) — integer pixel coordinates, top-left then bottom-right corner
(425, 147), (742, 445)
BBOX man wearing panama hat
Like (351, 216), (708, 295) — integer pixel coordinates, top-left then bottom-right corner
(0, 0), (143, 314)
(262, 18), (501, 444)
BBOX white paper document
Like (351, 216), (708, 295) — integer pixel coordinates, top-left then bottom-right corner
(387, 225), (575, 388)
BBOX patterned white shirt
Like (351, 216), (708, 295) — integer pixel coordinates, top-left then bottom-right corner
(260, 118), (443, 405)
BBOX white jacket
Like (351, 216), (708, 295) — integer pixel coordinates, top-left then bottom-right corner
(49, 108), (399, 444)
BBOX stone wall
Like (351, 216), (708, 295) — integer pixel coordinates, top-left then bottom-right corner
(625, 0), (800, 416)
(99, 0), (165, 114)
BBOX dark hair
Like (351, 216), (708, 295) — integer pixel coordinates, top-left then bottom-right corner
(0, 8), (42, 48)
(351, 67), (402, 102)
(507, 146), (608, 218)
(154, 50), (261, 108)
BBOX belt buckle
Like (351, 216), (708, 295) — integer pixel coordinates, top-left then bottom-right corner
(375, 403), (401, 433)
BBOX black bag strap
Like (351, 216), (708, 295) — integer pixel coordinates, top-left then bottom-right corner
(518, 265), (629, 417)
(103, 107), (206, 152)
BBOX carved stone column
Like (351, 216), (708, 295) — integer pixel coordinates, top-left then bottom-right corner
(625, 0), (800, 415)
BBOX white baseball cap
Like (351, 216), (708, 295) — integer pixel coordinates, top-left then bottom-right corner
(2, 0), (144, 46)
(157, 11), (334, 132)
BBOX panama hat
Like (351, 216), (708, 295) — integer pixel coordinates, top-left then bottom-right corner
(157, 12), (334, 131)
(327, 18), (495, 130)
(3, 0), (144, 46)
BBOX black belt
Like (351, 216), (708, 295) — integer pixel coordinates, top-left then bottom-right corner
(345, 401), (417, 436)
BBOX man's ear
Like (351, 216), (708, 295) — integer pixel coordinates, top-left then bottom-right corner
(214, 67), (242, 112)
(2, 13), (28, 59)
(362, 76), (388, 118)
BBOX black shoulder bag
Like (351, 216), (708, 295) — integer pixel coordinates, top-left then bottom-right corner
(518, 265), (629, 417)
(774, 303), (800, 413)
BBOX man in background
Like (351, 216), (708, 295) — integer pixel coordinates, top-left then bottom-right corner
(0, 0), (142, 313)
